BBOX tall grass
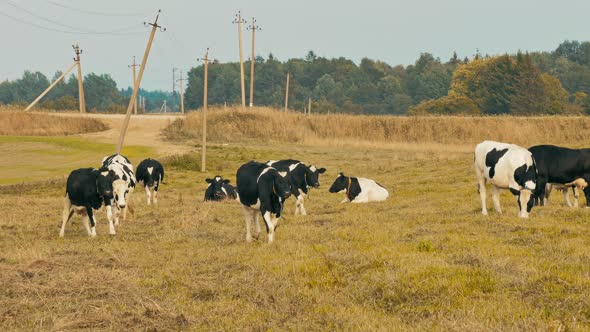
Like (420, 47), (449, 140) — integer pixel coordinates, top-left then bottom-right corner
(0, 110), (108, 136)
(165, 107), (590, 147)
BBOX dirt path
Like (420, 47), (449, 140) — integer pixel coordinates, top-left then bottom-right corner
(43, 112), (193, 156)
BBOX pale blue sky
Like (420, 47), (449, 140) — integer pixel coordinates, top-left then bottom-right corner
(1, 0), (588, 90)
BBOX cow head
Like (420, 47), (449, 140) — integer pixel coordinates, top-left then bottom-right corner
(512, 162), (537, 218)
(112, 179), (129, 209)
(517, 188), (534, 218)
(305, 165), (327, 188)
(272, 171), (292, 200)
(97, 168), (115, 199)
(205, 176), (231, 200)
(329, 173), (348, 193)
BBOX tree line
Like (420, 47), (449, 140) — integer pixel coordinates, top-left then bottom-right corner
(1, 40), (589, 115)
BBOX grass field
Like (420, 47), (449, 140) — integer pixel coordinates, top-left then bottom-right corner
(1, 132), (590, 330)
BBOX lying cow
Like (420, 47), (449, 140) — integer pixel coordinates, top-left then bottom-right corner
(236, 161), (292, 243)
(60, 167), (122, 237)
(204, 175), (238, 201)
(329, 172), (389, 203)
(102, 154), (136, 226)
(544, 178), (588, 207)
(136, 158), (164, 205)
(529, 145), (590, 207)
(474, 140), (537, 218)
(266, 159), (326, 215)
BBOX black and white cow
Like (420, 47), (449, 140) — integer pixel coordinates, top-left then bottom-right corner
(102, 154), (136, 226)
(236, 161), (292, 243)
(60, 167), (121, 237)
(529, 145), (590, 207)
(136, 158), (164, 205)
(328, 172), (389, 203)
(204, 175), (238, 201)
(266, 159), (326, 215)
(474, 140), (537, 218)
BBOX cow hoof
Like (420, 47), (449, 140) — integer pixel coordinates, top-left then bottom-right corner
(59, 232), (65, 238)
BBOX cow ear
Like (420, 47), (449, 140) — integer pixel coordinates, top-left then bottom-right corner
(318, 168), (326, 174)
(223, 179), (231, 184)
(339, 172), (344, 177)
(205, 178), (213, 183)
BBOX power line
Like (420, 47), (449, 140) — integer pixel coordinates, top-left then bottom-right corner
(46, 0), (150, 18)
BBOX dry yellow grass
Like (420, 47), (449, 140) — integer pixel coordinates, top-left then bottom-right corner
(166, 106), (590, 148)
(0, 109), (108, 136)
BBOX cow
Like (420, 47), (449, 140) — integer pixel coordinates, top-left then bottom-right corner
(266, 159), (326, 215)
(329, 172), (389, 203)
(60, 167), (122, 237)
(236, 161), (292, 243)
(204, 175), (238, 201)
(529, 145), (590, 207)
(136, 158), (164, 205)
(474, 141), (537, 218)
(544, 178), (588, 207)
(102, 154), (136, 225)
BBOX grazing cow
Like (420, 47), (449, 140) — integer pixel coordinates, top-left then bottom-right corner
(329, 172), (389, 203)
(544, 178), (588, 207)
(529, 145), (590, 207)
(60, 167), (121, 237)
(474, 141), (537, 218)
(102, 154), (136, 225)
(136, 158), (165, 205)
(204, 175), (238, 201)
(236, 161), (292, 243)
(266, 159), (326, 215)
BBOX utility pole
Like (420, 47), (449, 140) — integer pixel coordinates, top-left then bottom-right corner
(308, 96), (312, 115)
(116, 10), (166, 154)
(73, 43), (86, 113)
(284, 72), (290, 112)
(172, 67), (178, 95)
(24, 62), (77, 111)
(247, 17), (261, 108)
(176, 71), (185, 114)
(233, 12), (247, 111)
(159, 100), (168, 113)
(198, 48), (213, 173)
(129, 56), (140, 115)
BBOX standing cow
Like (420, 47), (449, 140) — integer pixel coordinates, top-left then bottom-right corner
(328, 172), (389, 203)
(529, 145), (590, 207)
(266, 159), (326, 215)
(102, 154), (136, 226)
(236, 161), (292, 243)
(474, 141), (537, 218)
(60, 167), (121, 237)
(204, 175), (238, 201)
(136, 158), (164, 205)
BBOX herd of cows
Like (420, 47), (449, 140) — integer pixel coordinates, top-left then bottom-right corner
(58, 139), (587, 243)
(59, 155), (389, 242)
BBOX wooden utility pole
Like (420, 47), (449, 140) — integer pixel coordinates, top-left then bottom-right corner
(176, 71), (185, 114)
(24, 62), (77, 111)
(199, 49), (213, 173)
(116, 10), (165, 154)
(284, 72), (290, 112)
(73, 43), (86, 113)
(308, 96), (312, 115)
(233, 12), (247, 111)
(129, 56), (140, 115)
(247, 17), (261, 108)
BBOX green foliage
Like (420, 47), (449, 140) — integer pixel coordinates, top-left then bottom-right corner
(409, 93), (481, 115)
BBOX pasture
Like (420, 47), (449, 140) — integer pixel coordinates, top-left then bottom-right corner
(1, 111), (589, 330)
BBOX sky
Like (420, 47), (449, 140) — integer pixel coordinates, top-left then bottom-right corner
(0, 0), (588, 91)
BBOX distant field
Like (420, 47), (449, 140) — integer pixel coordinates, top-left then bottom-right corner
(165, 107), (590, 148)
(0, 110), (108, 136)
(1, 132), (589, 330)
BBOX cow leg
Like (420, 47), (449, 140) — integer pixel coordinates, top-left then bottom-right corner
(86, 207), (97, 237)
(152, 185), (158, 205)
(563, 188), (573, 207)
(491, 185), (502, 214)
(474, 164), (488, 215)
(584, 186), (590, 208)
(105, 205), (116, 235)
(145, 185), (151, 205)
(114, 207), (121, 226)
(544, 184), (552, 206)
(298, 194), (307, 215)
(242, 205), (254, 242)
(536, 177), (548, 206)
(573, 187), (580, 208)
(253, 212), (261, 240)
(262, 210), (275, 244)
(60, 196), (74, 237)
